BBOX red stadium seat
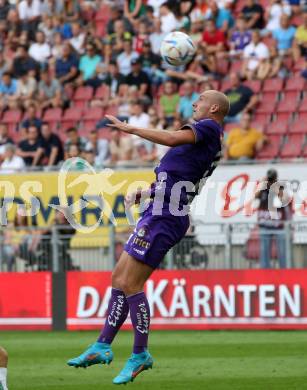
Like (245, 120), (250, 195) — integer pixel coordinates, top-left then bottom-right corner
(282, 91), (301, 102)
(261, 91), (278, 104)
(229, 60), (243, 74)
(256, 97), (277, 114)
(99, 127), (112, 141)
(94, 85), (111, 99)
(276, 99), (299, 113)
(274, 112), (293, 124)
(2, 110), (22, 132)
(73, 86), (94, 101)
(298, 97), (307, 113)
(256, 135), (282, 160)
(83, 107), (104, 121)
(279, 134), (304, 158)
(216, 59), (229, 76)
(61, 107), (83, 130)
(223, 123), (239, 133)
(252, 113), (272, 126)
(251, 121), (267, 133)
(289, 120), (306, 134)
(284, 77), (306, 92)
(293, 57), (306, 72)
(262, 78), (284, 93)
(2, 109), (22, 124)
(301, 143), (307, 158)
(244, 80), (262, 93)
(221, 79), (232, 92)
(43, 108), (62, 122)
(105, 105), (118, 116)
(266, 121), (288, 135)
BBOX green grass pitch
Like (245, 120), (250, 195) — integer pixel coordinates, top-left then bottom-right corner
(2, 330), (307, 389)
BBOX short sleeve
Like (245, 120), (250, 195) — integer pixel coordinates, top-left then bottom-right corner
(182, 120), (220, 144)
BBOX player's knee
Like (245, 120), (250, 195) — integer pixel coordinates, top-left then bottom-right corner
(0, 347), (8, 366)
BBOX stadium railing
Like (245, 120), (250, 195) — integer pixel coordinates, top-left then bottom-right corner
(0, 221), (305, 272)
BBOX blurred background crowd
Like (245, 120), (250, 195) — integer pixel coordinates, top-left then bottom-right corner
(0, 0), (306, 171)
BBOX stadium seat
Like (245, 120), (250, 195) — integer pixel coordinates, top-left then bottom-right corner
(289, 119), (306, 134)
(262, 78), (284, 93)
(284, 77), (306, 92)
(99, 127), (112, 141)
(220, 79), (232, 92)
(266, 121), (288, 135)
(94, 84), (111, 99)
(61, 107), (83, 130)
(73, 86), (94, 108)
(216, 59), (229, 76)
(2, 109), (22, 132)
(229, 60), (243, 74)
(251, 121), (267, 133)
(301, 143), (307, 158)
(255, 135), (282, 160)
(223, 123), (239, 133)
(279, 134), (305, 158)
(293, 57), (306, 73)
(105, 105), (118, 116)
(244, 80), (262, 93)
(83, 107), (104, 121)
(261, 91), (278, 104)
(256, 96), (277, 114)
(282, 91), (301, 103)
(276, 99), (299, 113)
(273, 112), (293, 124)
(252, 113), (272, 126)
(298, 97), (307, 113)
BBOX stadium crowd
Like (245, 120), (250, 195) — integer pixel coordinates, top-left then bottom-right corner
(0, 0), (305, 171)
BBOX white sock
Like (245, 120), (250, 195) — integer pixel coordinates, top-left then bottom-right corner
(0, 368), (8, 390)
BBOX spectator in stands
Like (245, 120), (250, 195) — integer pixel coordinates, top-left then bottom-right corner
(69, 22), (86, 55)
(0, 72), (17, 110)
(265, 0), (291, 33)
(139, 40), (161, 79)
(149, 18), (166, 55)
(38, 15), (54, 44)
(177, 80), (200, 121)
(159, 3), (177, 33)
(53, 14), (72, 39)
(18, 0), (42, 39)
(159, 81), (180, 124)
(126, 57), (152, 102)
(255, 169), (292, 269)
(109, 127), (134, 165)
(242, 30), (270, 80)
(272, 14), (296, 56)
(21, 103), (42, 131)
(85, 129), (109, 167)
(78, 43), (101, 85)
(0, 52), (10, 79)
(50, 32), (64, 61)
(55, 43), (79, 85)
(224, 113), (266, 160)
(201, 18), (227, 74)
(241, 0), (264, 29)
(1, 144), (25, 173)
(29, 31), (51, 65)
(0, 0), (10, 21)
(124, 0), (147, 22)
(224, 72), (258, 123)
(38, 69), (63, 109)
(134, 21), (150, 54)
(205, 0), (234, 32)
(13, 71), (37, 109)
(256, 45), (284, 80)
(293, 11), (307, 61)
(17, 124), (43, 166)
(117, 38), (139, 76)
(38, 121), (64, 166)
(106, 4), (133, 36)
(64, 127), (87, 159)
(229, 16), (252, 57)
(0, 124), (13, 161)
(11, 44), (39, 79)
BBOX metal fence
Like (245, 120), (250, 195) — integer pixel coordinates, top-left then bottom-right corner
(0, 221), (306, 272)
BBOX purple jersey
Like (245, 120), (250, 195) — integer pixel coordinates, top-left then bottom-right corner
(124, 118), (223, 269)
(152, 118), (223, 209)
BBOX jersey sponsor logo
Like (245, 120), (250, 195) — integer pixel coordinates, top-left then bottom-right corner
(132, 248), (145, 255)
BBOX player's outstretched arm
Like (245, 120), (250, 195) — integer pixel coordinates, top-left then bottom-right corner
(106, 115), (195, 147)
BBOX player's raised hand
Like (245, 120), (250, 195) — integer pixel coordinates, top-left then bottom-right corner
(105, 115), (134, 133)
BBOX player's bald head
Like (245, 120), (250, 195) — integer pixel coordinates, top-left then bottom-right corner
(192, 89), (230, 122)
(202, 90), (230, 117)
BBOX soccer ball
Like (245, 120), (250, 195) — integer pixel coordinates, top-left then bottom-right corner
(160, 31), (196, 66)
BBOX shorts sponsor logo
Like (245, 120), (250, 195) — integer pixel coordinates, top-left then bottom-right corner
(133, 248), (145, 255)
(133, 236), (150, 249)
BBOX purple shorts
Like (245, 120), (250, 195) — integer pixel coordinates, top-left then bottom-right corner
(124, 204), (190, 269)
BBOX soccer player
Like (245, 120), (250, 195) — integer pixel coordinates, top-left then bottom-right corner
(0, 346), (8, 390)
(67, 90), (230, 384)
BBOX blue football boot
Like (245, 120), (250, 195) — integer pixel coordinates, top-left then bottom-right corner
(67, 342), (113, 368)
(113, 350), (153, 385)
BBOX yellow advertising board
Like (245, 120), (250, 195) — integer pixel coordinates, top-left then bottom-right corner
(0, 170), (155, 230)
